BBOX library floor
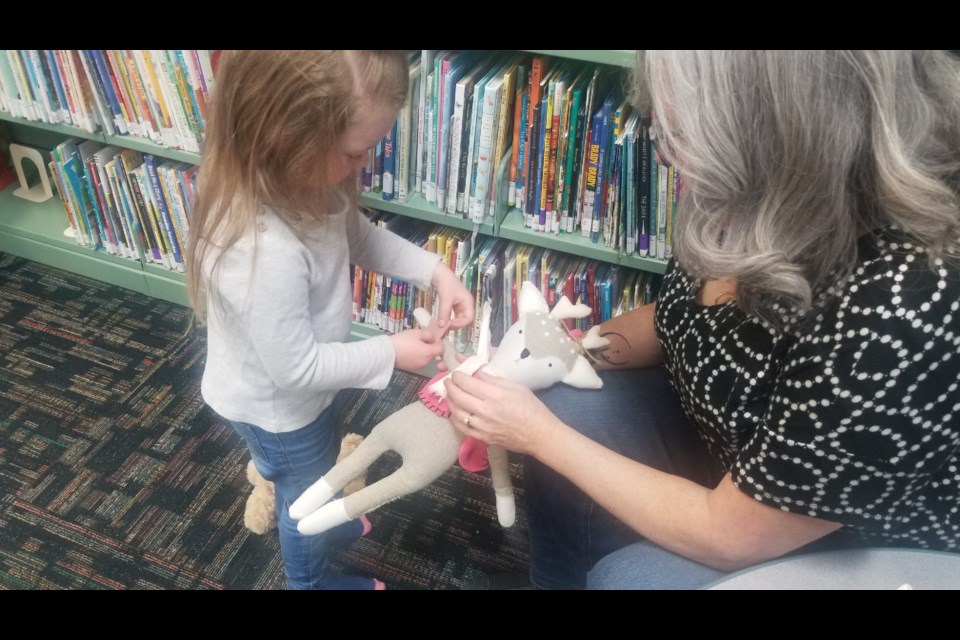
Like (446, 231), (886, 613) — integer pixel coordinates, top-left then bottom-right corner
(0, 252), (530, 590)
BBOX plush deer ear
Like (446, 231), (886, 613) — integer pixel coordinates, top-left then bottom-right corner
(580, 325), (610, 350)
(550, 296), (592, 321)
(518, 281), (549, 317)
(562, 355), (604, 389)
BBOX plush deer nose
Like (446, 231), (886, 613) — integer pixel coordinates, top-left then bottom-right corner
(520, 348), (530, 359)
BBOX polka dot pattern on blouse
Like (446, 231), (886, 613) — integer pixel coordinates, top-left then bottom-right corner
(654, 228), (960, 551)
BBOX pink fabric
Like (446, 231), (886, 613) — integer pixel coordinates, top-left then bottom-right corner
(458, 437), (489, 472)
(418, 372), (452, 417)
(417, 372), (489, 472)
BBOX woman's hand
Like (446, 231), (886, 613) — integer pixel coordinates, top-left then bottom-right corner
(432, 262), (474, 331)
(443, 370), (561, 456)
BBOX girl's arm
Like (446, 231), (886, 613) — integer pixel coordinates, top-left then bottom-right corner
(345, 208), (439, 290)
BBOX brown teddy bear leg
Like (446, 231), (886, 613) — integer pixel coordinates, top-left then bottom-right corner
(244, 460), (277, 535)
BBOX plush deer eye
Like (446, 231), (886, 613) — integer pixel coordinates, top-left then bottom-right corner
(518, 330), (523, 334)
(548, 363), (552, 367)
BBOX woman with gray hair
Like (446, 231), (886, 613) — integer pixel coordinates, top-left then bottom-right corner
(444, 50), (960, 589)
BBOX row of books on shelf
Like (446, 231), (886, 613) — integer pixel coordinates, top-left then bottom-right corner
(0, 50), (215, 153)
(362, 51), (677, 260)
(364, 50), (533, 221)
(48, 137), (196, 272)
(355, 211), (662, 352)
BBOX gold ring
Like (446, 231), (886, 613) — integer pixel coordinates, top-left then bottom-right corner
(464, 412), (474, 427)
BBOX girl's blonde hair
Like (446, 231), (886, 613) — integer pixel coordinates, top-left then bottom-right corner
(635, 50), (960, 322)
(186, 50), (409, 321)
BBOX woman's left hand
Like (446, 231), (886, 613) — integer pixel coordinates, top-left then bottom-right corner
(443, 370), (560, 456)
(432, 262), (474, 332)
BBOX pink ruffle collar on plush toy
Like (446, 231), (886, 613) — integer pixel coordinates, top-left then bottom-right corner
(418, 372), (488, 472)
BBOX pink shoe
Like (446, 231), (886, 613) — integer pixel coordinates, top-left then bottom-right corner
(359, 514), (373, 537)
(374, 579), (386, 590)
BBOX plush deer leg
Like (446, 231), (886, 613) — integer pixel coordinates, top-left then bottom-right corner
(289, 426), (393, 523)
(487, 444), (516, 527)
(293, 403), (464, 535)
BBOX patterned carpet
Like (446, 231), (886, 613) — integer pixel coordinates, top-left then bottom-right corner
(0, 253), (529, 589)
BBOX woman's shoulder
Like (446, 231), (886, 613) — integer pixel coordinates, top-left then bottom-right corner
(844, 227), (960, 304)
(801, 227), (960, 340)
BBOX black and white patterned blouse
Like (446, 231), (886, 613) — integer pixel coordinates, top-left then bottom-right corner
(654, 227), (960, 551)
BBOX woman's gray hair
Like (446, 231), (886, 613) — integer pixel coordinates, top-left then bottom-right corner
(636, 50), (960, 320)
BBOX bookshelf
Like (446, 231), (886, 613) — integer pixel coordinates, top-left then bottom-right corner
(358, 49), (670, 276)
(1, 49), (665, 342)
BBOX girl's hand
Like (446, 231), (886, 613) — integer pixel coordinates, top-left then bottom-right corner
(443, 370), (561, 456)
(432, 262), (474, 331)
(390, 329), (443, 372)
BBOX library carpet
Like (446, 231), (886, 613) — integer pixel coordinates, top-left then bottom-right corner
(0, 253), (530, 589)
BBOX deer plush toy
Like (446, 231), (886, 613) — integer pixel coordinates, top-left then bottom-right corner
(288, 281), (609, 535)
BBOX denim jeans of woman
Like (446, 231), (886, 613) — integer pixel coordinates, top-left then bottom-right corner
(231, 407), (368, 590)
(528, 367), (727, 589)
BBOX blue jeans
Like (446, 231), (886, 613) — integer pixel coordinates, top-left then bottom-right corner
(528, 367), (726, 590)
(231, 407), (369, 590)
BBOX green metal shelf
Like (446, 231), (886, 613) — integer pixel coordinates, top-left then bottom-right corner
(102, 133), (201, 165)
(360, 192), (495, 235)
(0, 185), (156, 294)
(2, 111), (201, 165)
(1, 110), (103, 143)
(498, 207), (621, 264)
(522, 50), (636, 68)
(620, 252), (669, 275)
(498, 208), (667, 274)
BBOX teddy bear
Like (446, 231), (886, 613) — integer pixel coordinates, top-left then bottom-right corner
(288, 281), (608, 536)
(243, 432), (368, 535)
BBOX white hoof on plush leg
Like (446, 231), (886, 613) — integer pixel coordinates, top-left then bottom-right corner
(296, 499), (352, 535)
(496, 495), (516, 528)
(289, 477), (335, 521)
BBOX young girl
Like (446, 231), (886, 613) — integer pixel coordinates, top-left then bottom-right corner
(186, 50), (474, 590)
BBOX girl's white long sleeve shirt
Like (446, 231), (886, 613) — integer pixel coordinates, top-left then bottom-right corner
(201, 205), (441, 432)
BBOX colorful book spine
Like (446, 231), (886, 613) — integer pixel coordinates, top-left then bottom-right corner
(105, 49), (141, 137)
(649, 148), (659, 259)
(455, 82), (476, 216)
(397, 96), (411, 203)
(43, 50), (71, 125)
(491, 60), (518, 220)
(524, 97), (542, 228)
(47, 159), (82, 245)
(638, 117), (651, 256)
(536, 85), (553, 232)
(143, 154), (184, 271)
(522, 57), (546, 217)
(515, 82), (529, 213)
(415, 50), (433, 195)
(592, 94), (614, 244)
(21, 50), (53, 123)
(508, 64), (527, 208)
(581, 105), (602, 238)
(89, 50), (129, 134)
(134, 50), (176, 147)
(381, 121), (396, 201)
(546, 74), (567, 235)
(470, 75), (502, 222)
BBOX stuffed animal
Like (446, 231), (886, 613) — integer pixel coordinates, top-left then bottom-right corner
(243, 433), (368, 535)
(243, 460), (276, 534)
(289, 281), (609, 536)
